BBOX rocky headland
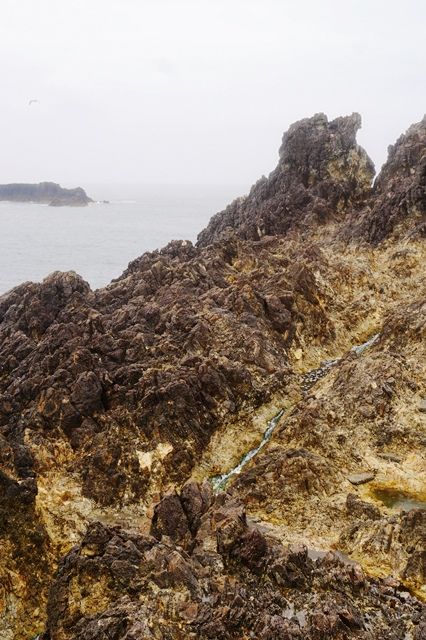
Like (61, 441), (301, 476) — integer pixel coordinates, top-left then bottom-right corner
(0, 182), (93, 206)
(0, 113), (424, 639)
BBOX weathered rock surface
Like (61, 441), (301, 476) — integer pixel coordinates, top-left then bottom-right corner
(0, 240), (338, 637)
(198, 113), (374, 246)
(43, 485), (425, 640)
(340, 506), (426, 591)
(0, 181), (93, 206)
(349, 115), (426, 244)
(228, 297), (425, 591)
(0, 113), (425, 638)
(347, 472), (376, 486)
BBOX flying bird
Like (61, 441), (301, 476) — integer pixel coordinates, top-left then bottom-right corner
(28, 99), (39, 106)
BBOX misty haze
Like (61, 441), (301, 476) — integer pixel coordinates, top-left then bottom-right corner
(0, 2), (425, 639)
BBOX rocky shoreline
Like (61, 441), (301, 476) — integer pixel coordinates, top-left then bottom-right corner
(0, 113), (424, 639)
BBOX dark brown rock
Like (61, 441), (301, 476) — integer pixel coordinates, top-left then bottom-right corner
(348, 115), (426, 244)
(198, 113), (374, 246)
(150, 492), (190, 543)
(346, 493), (381, 520)
(43, 487), (425, 640)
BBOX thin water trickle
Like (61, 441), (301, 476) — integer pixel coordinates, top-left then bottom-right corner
(351, 333), (380, 355)
(302, 333), (380, 392)
(211, 409), (285, 492)
(301, 357), (340, 392)
(211, 332), (381, 492)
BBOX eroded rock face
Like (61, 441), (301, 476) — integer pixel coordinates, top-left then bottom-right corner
(0, 468), (52, 638)
(228, 297), (425, 591)
(0, 113), (425, 638)
(349, 115), (426, 244)
(0, 237), (338, 637)
(340, 507), (426, 589)
(0, 240), (335, 509)
(197, 113), (374, 245)
(44, 486), (425, 640)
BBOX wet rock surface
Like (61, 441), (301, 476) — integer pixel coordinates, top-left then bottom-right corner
(0, 113), (425, 638)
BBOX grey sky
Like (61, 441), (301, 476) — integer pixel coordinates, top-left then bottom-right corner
(1, 0), (425, 187)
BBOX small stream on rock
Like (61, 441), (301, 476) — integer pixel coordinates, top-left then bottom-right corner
(210, 333), (380, 493)
(302, 333), (380, 392)
(211, 409), (285, 492)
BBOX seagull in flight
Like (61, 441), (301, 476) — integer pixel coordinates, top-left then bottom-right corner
(28, 99), (39, 106)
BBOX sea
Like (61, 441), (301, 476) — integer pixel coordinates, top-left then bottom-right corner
(0, 184), (244, 295)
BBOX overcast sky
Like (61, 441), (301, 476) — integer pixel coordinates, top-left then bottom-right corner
(0, 0), (425, 187)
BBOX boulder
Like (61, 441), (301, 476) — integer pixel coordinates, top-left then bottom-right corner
(347, 472), (376, 486)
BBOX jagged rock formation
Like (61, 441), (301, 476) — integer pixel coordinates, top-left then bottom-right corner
(44, 484), (425, 640)
(0, 181), (93, 206)
(0, 113), (425, 639)
(349, 115), (426, 244)
(197, 113), (374, 245)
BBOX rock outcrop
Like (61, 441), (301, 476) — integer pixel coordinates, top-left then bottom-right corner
(44, 485), (425, 640)
(0, 114), (425, 639)
(349, 115), (426, 244)
(197, 113), (374, 246)
(0, 181), (93, 206)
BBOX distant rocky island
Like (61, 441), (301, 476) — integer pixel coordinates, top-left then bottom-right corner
(0, 181), (93, 206)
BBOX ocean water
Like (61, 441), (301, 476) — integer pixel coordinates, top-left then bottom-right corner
(0, 184), (243, 295)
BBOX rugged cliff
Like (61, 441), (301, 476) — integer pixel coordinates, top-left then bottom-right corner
(197, 113), (375, 246)
(0, 181), (93, 206)
(0, 114), (424, 639)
